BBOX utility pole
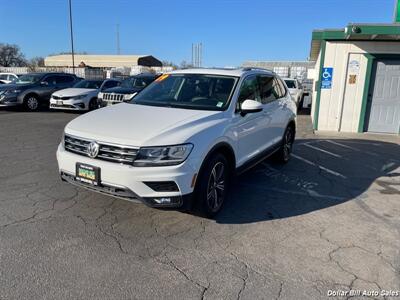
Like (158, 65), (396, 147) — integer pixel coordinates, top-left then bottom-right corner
(395, 0), (400, 22)
(68, 0), (75, 74)
(116, 24), (121, 54)
(191, 43), (194, 66)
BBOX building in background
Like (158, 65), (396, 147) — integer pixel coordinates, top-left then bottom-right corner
(44, 54), (162, 68)
(310, 23), (400, 134)
(242, 61), (315, 80)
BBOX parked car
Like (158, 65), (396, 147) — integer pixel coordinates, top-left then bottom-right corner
(0, 73), (82, 111)
(98, 73), (158, 106)
(0, 73), (18, 84)
(283, 78), (303, 109)
(57, 68), (296, 217)
(50, 79), (120, 111)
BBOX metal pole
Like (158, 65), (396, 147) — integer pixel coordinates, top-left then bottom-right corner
(68, 0), (75, 74)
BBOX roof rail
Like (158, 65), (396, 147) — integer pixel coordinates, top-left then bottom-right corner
(241, 67), (274, 72)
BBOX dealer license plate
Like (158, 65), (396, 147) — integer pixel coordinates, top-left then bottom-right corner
(76, 163), (100, 186)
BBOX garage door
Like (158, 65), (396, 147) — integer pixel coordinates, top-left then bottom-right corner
(366, 60), (400, 134)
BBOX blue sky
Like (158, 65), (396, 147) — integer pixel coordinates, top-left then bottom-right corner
(0, 0), (396, 66)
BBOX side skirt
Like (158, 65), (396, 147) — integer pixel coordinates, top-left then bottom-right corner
(235, 142), (282, 176)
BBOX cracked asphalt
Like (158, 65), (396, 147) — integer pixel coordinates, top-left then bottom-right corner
(0, 108), (399, 300)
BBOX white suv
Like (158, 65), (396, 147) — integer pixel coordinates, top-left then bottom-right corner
(57, 68), (296, 217)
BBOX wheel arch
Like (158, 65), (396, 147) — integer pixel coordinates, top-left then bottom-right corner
(197, 142), (236, 181)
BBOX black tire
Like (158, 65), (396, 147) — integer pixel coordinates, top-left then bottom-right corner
(24, 95), (39, 111)
(88, 98), (98, 111)
(275, 125), (295, 163)
(194, 153), (230, 218)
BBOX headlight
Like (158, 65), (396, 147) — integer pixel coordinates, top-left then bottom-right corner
(134, 144), (193, 167)
(61, 132), (65, 148)
(98, 92), (103, 99)
(73, 94), (88, 100)
(124, 93), (135, 101)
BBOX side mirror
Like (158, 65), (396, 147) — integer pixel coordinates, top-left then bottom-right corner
(240, 99), (263, 116)
(40, 81), (48, 86)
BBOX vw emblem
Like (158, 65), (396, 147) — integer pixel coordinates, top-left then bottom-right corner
(87, 141), (100, 158)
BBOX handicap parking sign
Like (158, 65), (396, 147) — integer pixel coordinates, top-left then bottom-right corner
(321, 67), (333, 89)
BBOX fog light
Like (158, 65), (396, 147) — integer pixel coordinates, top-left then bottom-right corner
(154, 197), (172, 204)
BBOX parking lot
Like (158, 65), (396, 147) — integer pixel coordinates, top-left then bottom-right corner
(0, 109), (399, 299)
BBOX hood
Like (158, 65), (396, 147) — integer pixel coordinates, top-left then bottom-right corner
(102, 86), (142, 94)
(65, 103), (221, 146)
(53, 88), (96, 97)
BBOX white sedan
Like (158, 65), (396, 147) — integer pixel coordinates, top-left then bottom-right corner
(50, 79), (120, 111)
(0, 73), (18, 84)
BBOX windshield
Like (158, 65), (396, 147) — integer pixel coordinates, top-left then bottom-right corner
(132, 74), (238, 111)
(14, 74), (42, 84)
(121, 76), (154, 89)
(73, 80), (102, 89)
(284, 80), (296, 89)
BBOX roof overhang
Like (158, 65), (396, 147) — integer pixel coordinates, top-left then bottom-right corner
(309, 23), (400, 61)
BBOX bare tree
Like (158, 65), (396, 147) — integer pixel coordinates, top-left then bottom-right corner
(162, 60), (178, 70)
(179, 60), (194, 69)
(0, 43), (27, 67)
(28, 57), (45, 67)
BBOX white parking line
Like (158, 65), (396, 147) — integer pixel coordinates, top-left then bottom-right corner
(324, 140), (379, 156)
(301, 143), (342, 158)
(292, 154), (347, 179)
(239, 183), (344, 201)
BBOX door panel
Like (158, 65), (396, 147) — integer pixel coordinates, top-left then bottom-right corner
(235, 75), (269, 166)
(367, 60), (400, 134)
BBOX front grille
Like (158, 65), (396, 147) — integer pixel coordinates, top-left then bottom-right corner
(53, 95), (71, 100)
(64, 134), (139, 165)
(102, 93), (124, 102)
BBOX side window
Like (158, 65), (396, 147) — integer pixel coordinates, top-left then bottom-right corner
(258, 75), (277, 104)
(43, 75), (58, 86)
(0, 75), (8, 80)
(57, 75), (74, 83)
(237, 75), (260, 109)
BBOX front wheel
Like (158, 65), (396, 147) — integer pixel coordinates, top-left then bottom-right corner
(88, 98), (98, 111)
(275, 125), (295, 163)
(194, 153), (230, 218)
(24, 95), (39, 111)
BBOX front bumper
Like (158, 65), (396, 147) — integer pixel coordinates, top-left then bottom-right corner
(0, 94), (21, 107)
(56, 144), (198, 208)
(50, 98), (88, 110)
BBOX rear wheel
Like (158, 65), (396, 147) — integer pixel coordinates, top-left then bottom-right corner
(275, 125), (295, 163)
(194, 153), (230, 218)
(24, 95), (39, 111)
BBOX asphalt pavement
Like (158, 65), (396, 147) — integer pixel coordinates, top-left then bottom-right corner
(0, 108), (399, 299)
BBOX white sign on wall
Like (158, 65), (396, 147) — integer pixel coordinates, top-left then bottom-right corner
(348, 60), (360, 74)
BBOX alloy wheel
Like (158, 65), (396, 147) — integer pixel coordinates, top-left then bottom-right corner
(283, 128), (294, 161)
(27, 97), (38, 110)
(206, 162), (226, 213)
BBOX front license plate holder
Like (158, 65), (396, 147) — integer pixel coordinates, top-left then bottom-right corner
(76, 163), (101, 186)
